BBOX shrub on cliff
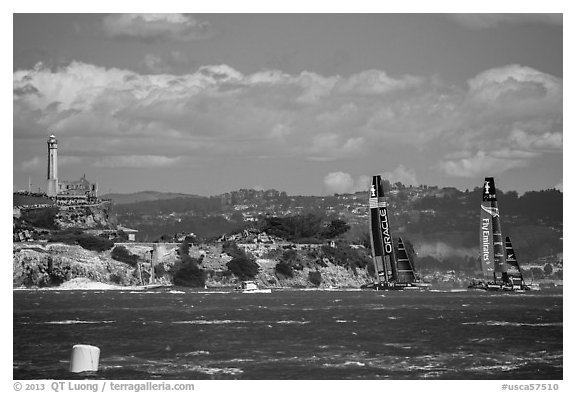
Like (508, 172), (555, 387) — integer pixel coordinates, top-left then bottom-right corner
(173, 259), (206, 287)
(308, 270), (322, 286)
(320, 219), (351, 239)
(172, 240), (206, 287)
(17, 256), (72, 287)
(321, 242), (370, 272)
(275, 261), (294, 278)
(75, 234), (114, 252)
(226, 256), (260, 280)
(223, 241), (260, 280)
(49, 230), (113, 252)
(21, 207), (59, 229)
(111, 246), (139, 266)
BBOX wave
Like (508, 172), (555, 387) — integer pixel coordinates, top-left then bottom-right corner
(172, 320), (248, 325)
(44, 320), (115, 325)
(176, 350), (210, 357)
(462, 321), (562, 327)
(276, 320), (310, 325)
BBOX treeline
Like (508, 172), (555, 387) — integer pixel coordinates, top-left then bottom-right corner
(258, 213), (350, 242)
(413, 188), (562, 221)
(132, 216), (250, 242)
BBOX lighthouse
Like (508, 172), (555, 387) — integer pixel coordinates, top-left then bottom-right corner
(46, 134), (58, 197)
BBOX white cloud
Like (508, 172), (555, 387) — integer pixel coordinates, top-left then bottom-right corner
(509, 129), (562, 151)
(439, 150), (531, 178)
(467, 65), (561, 107)
(13, 61), (561, 181)
(335, 69), (424, 95)
(323, 172), (368, 194)
(447, 14), (562, 30)
(309, 134), (365, 161)
(102, 14), (211, 42)
(381, 165), (419, 186)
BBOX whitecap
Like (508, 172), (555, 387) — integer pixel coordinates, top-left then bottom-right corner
(276, 320), (310, 325)
(44, 320), (115, 325)
(172, 319), (248, 325)
(462, 321), (562, 327)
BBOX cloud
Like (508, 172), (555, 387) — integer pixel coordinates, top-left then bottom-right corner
(381, 165), (419, 186)
(439, 150), (532, 178)
(323, 172), (368, 194)
(509, 129), (562, 151)
(21, 156), (41, 171)
(447, 14), (562, 30)
(13, 62), (561, 182)
(102, 14), (212, 42)
(467, 65), (561, 108)
(93, 155), (182, 168)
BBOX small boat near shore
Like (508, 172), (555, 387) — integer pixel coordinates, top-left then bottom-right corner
(236, 281), (272, 294)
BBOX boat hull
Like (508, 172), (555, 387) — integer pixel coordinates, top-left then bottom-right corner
(363, 281), (428, 291)
(238, 289), (272, 294)
(467, 281), (532, 292)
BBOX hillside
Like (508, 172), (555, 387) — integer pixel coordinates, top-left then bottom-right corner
(13, 184), (563, 289)
(111, 186), (563, 267)
(100, 191), (199, 205)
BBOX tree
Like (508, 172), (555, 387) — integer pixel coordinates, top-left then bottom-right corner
(543, 263), (553, 276)
(530, 267), (545, 280)
(173, 240), (206, 287)
(308, 270), (322, 286)
(223, 241), (260, 280)
(275, 261), (294, 278)
(111, 245), (139, 266)
(320, 219), (350, 239)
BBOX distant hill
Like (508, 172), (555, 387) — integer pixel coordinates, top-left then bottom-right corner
(100, 191), (200, 205)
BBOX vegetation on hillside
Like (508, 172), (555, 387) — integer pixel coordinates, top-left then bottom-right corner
(48, 229), (114, 252)
(172, 241), (206, 287)
(222, 241), (260, 280)
(111, 245), (140, 266)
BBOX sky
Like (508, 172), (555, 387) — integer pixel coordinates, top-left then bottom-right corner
(12, 13), (563, 196)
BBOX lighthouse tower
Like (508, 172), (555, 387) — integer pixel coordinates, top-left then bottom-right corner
(46, 134), (58, 197)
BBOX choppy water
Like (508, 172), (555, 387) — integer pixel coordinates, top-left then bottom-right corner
(13, 288), (562, 379)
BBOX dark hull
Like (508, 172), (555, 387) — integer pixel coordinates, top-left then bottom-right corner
(467, 281), (532, 292)
(362, 281), (428, 291)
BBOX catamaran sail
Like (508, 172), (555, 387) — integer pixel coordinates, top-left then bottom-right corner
(368, 175), (397, 285)
(503, 236), (528, 289)
(367, 175), (425, 290)
(480, 177), (505, 284)
(396, 237), (417, 283)
(471, 177), (530, 291)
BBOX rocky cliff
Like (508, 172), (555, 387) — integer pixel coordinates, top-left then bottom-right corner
(13, 242), (373, 289)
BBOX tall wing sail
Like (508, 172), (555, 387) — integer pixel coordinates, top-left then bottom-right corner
(505, 236), (524, 281)
(396, 237), (417, 283)
(369, 175), (397, 283)
(480, 177), (506, 281)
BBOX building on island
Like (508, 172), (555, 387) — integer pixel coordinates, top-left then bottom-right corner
(46, 134), (98, 204)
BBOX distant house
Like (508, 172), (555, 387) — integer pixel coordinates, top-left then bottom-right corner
(117, 226), (138, 242)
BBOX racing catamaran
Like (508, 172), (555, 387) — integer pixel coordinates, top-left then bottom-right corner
(366, 175), (427, 290)
(468, 177), (531, 291)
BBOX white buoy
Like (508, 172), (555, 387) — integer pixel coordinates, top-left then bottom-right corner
(69, 344), (100, 373)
